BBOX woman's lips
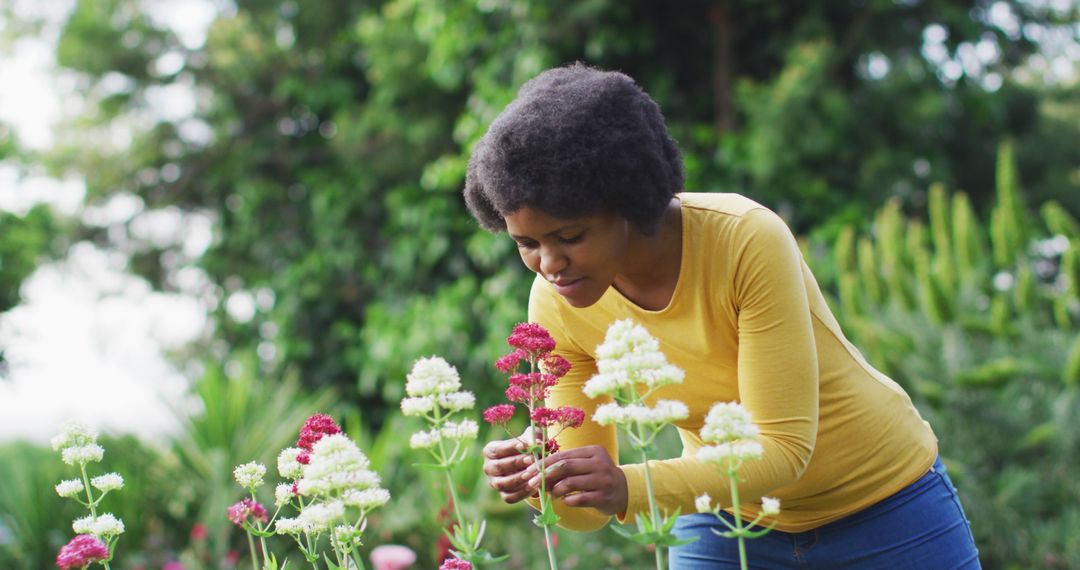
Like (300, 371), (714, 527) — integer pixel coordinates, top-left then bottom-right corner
(551, 277), (585, 296)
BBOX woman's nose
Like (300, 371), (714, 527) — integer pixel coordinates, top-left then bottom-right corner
(538, 244), (568, 277)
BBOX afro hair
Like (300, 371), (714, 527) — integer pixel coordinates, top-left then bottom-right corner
(463, 63), (684, 234)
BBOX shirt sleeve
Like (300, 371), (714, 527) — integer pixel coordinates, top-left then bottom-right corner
(525, 276), (618, 532)
(618, 207), (819, 523)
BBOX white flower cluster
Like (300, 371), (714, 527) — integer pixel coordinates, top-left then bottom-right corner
(404, 356), (462, 397)
(592, 400), (689, 428)
(296, 434), (383, 497)
(585, 320), (686, 399)
(402, 356), (478, 458)
(275, 483), (294, 507)
(408, 419), (479, 449)
(276, 500), (348, 535)
(697, 402), (764, 464)
(695, 491), (781, 517)
(278, 447), (304, 479)
(233, 462), (267, 488)
(52, 423), (105, 466)
(91, 472), (124, 493)
(73, 513), (125, 537)
(55, 479), (85, 498)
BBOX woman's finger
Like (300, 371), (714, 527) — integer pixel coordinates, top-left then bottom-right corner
(483, 452), (533, 477)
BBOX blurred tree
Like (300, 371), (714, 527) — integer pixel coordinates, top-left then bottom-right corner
(16, 0), (1078, 421)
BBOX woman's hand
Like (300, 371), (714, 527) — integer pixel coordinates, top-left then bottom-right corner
(482, 436), (536, 504)
(519, 445), (628, 515)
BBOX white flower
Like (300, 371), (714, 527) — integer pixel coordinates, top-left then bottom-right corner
(278, 447), (304, 479)
(331, 525), (363, 550)
(588, 320), (685, 398)
(761, 496), (781, 516)
(593, 402), (632, 426)
(73, 514), (124, 537)
(275, 483), (294, 507)
(92, 513), (125, 536)
(343, 487), (391, 509)
(274, 517), (305, 535)
(50, 422), (98, 451)
(400, 396), (436, 416)
(409, 429), (441, 449)
(437, 391), (476, 412)
(582, 372), (622, 398)
(441, 419), (479, 441)
(695, 493), (713, 513)
(72, 515), (95, 534)
(700, 402), (760, 443)
(697, 441), (764, 464)
(91, 472), (124, 493)
(233, 462), (267, 488)
(646, 400), (689, 424)
(296, 434), (379, 497)
(405, 356), (461, 397)
(55, 479), (84, 498)
(61, 444), (104, 466)
(298, 500), (346, 532)
(640, 364), (685, 390)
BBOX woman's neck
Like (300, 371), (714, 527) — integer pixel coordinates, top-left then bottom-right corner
(612, 197), (683, 311)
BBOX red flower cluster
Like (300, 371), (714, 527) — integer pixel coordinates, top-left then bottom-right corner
(297, 413), (342, 450)
(56, 535), (109, 570)
(227, 498), (269, 527)
(482, 404), (515, 425)
(530, 406), (585, 429)
(439, 558), (472, 570)
(507, 322), (557, 354)
(483, 322), (583, 462)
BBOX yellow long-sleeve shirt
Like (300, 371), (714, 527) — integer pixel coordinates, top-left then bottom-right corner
(526, 192), (937, 533)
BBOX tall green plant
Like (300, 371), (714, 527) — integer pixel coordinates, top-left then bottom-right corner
(170, 354), (337, 566)
(816, 141), (1080, 568)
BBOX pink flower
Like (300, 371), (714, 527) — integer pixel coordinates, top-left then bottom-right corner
(297, 413), (342, 450)
(495, 349), (527, 373)
(190, 523), (208, 541)
(557, 407), (585, 429)
(531, 407), (560, 427)
(370, 544), (417, 570)
(227, 498), (269, 527)
(439, 559), (472, 570)
(483, 404), (516, 425)
(506, 322), (556, 354)
(540, 354), (571, 378)
(163, 562), (184, 570)
(545, 438), (560, 454)
(504, 386), (529, 403)
(297, 451), (311, 465)
(56, 535), (109, 570)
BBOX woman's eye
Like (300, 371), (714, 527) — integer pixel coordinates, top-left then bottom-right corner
(516, 240), (538, 249)
(559, 233), (584, 244)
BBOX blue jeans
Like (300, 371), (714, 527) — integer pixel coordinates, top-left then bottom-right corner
(669, 457), (981, 569)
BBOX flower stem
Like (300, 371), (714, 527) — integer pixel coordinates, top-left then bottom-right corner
(728, 466), (747, 570)
(640, 448), (664, 570)
(79, 463), (98, 517)
(246, 532), (259, 570)
(542, 524), (558, 570)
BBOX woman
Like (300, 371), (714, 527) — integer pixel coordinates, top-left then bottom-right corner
(465, 63), (980, 569)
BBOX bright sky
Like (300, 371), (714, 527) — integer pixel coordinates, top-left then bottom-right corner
(0, 0), (219, 443)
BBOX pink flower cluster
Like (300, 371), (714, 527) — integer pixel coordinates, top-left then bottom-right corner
(227, 497), (269, 527)
(439, 558), (472, 570)
(483, 322), (583, 458)
(296, 412), (342, 464)
(56, 535), (109, 570)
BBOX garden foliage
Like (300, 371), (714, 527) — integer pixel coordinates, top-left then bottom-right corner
(812, 142), (1080, 569)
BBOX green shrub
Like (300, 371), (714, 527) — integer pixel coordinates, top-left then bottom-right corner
(810, 141), (1080, 569)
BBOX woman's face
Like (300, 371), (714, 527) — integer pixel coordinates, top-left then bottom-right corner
(503, 206), (630, 308)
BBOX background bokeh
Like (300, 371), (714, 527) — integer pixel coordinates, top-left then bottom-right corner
(0, 0), (1077, 568)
